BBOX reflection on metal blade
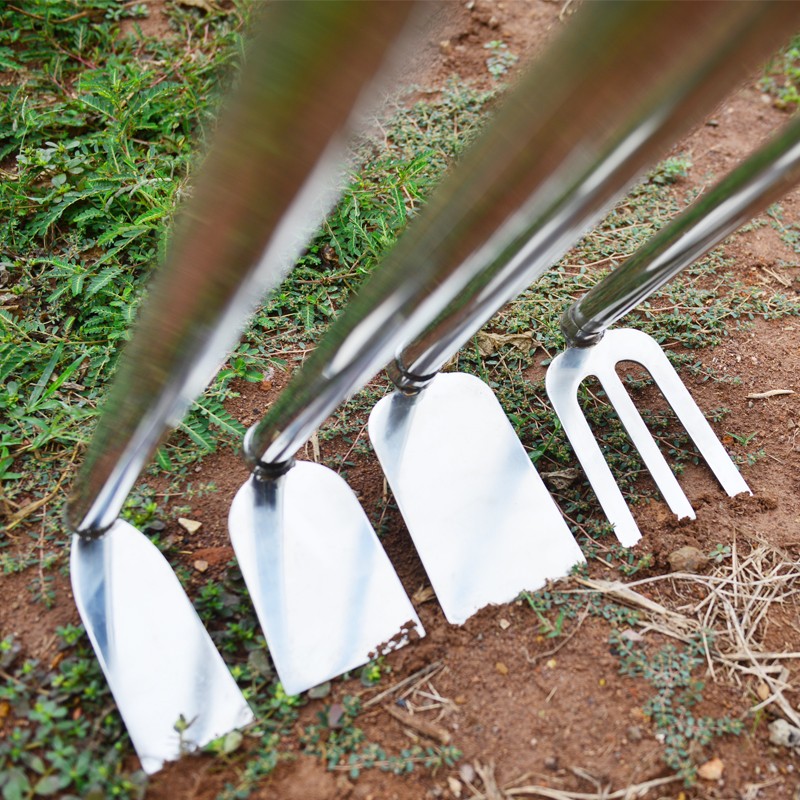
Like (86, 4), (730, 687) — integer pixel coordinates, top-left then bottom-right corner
(70, 521), (253, 774)
(369, 372), (584, 625)
(229, 462), (423, 696)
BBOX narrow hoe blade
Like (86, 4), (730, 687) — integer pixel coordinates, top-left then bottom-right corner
(546, 328), (750, 546)
(369, 372), (585, 624)
(229, 462), (423, 696)
(70, 521), (253, 774)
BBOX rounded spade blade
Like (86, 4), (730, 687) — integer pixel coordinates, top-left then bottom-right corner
(369, 372), (585, 624)
(229, 462), (423, 696)
(70, 520), (254, 774)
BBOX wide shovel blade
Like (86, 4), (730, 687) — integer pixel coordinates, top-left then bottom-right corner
(70, 520), (253, 774)
(229, 462), (423, 696)
(546, 328), (750, 546)
(369, 372), (585, 625)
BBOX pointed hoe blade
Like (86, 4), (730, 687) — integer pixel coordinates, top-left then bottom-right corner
(70, 520), (253, 774)
(369, 372), (584, 625)
(546, 328), (750, 547)
(229, 462), (423, 696)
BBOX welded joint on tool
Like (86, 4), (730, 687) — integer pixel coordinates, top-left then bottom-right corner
(559, 304), (605, 349)
(387, 357), (436, 395)
(252, 456), (296, 482)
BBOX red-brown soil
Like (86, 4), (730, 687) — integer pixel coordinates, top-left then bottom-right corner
(4, 2), (800, 799)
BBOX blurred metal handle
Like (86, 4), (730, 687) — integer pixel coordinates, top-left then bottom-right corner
(65, 1), (421, 537)
(561, 115), (800, 347)
(244, 0), (800, 468)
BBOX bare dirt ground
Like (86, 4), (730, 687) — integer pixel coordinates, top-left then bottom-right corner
(4, 2), (800, 799)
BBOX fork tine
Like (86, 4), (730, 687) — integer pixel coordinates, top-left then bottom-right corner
(594, 346), (695, 520)
(621, 329), (751, 498)
(546, 345), (642, 547)
(547, 327), (750, 548)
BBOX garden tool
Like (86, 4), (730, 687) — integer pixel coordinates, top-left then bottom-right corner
(232, 1), (800, 639)
(64, 1), (423, 772)
(545, 115), (800, 547)
(366, 3), (800, 622)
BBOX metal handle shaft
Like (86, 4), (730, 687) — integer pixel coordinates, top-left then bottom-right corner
(245, 0), (800, 467)
(65, 1), (420, 536)
(391, 2), (800, 387)
(561, 114), (800, 347)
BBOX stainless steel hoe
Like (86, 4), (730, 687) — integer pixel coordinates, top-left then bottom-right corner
(367, 2), (800, 622)
(546, 115), (800, 546)
(64, 2), (420, 772)
(229, 429), (424, 697)
(231, 1), (800, 639)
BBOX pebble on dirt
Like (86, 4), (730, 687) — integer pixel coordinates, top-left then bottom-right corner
(769, 719), (800, 748)
(178, 517), (202, 534)
(697, 757), (724, 781)
(667, 545), (709, 573)
(458, 763), (475, 783)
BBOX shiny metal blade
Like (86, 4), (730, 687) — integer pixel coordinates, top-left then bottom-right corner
(546, 328), (750, 546)
(70, 521), (253, 774)
(229, 462), (423, 695)
(369, 373), (585, 624)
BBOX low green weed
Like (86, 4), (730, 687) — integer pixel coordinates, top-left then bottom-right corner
(484, 40), (518, 79)
(0, 630), (148, 799)
(300, 697), (461, 781)
(612, 632), (743, 786)
(760, 34), (800, 109)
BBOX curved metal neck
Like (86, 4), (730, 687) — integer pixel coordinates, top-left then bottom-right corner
(562, 114), (800, 348)
(391, 1), (800, 382)
(64, 2), (420, 538)
(242, 1), (800, 468)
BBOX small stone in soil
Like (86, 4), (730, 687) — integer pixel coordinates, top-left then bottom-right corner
(499, 618), (511, 630)
(247, 649), (273, 679)
(697, 757), (724, 781)
(668, 545), (709, 573)
(308, 681), (331, 699)
(769, 719), (800, 748)
(178, 517), (202, 534)
(447, 777), (462, 798)
(544, 756), (559, 771)
(458, 763), (475, 783)
(193, 559), (209, 572)
(495, 661), (509, 675)
(326, 704), (345, 729)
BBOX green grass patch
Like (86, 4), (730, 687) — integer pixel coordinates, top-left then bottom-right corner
(2, 2), (799, 796)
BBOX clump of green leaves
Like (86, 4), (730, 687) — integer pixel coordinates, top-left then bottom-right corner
(484, 40), (518, 79)
(613, 632), (743, 785)
(0, 0), (249, 510)
(760, 34), (800, 109)
(300, 697), (461, 780)
(0, 630), (148, 799)
(648, 154), (692, 185)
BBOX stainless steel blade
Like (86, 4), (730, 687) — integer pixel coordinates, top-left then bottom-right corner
(228, 462), (423, 696)
(63, 3), (424, 767)
(369, 373), (584, 624)
(70, 521), (253, 774)
(546, 328), (750, 546)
